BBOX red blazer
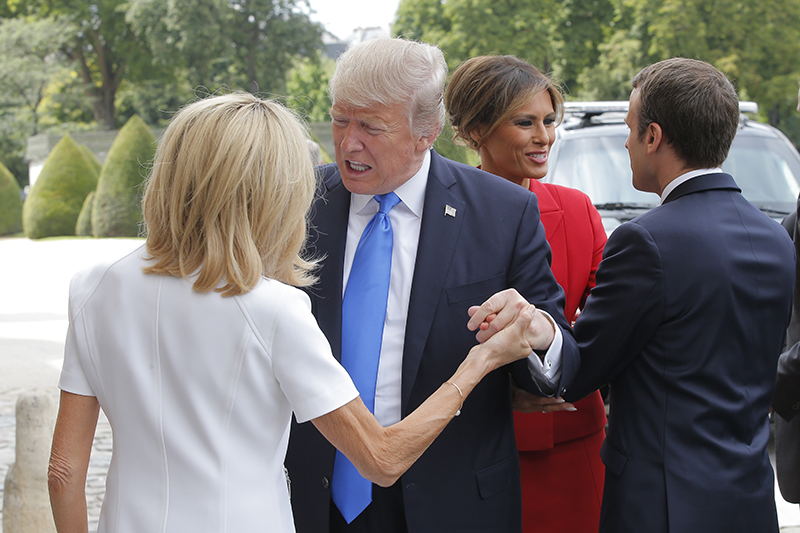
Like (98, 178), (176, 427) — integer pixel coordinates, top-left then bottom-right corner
(514, 179), (607, 450)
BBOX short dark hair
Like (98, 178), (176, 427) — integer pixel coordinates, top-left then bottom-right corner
(631, 58), (739, 168)
(445, 55), (564, 150)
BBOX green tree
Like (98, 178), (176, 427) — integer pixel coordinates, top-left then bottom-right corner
(0, 16), (76, 135)
(574, 32), (642, 100)
(285, 51), (334, 122)
(593, 0), (800, 144)
(393, 0), (451, 44)
(91, 115), (155, 237)
(392, 0), (612, 91)
(0, 115), (29, 188)
(9, 0), (165, 129)
(115, 76), (196, 128)
(0, 15), (77, 187)
(126, 0), (324, 95)
(22, 134), (98, 238)
(440, 0), (561, 71)
(553, 0), (615, 94)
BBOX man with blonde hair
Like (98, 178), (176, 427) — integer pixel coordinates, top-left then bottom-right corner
(285, 38), (579, 533)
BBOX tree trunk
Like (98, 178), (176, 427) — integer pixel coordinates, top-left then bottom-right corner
(68, 31), (123, 130)
(97, 85), (117, 130)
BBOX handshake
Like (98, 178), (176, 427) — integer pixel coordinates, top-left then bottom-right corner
(467, 288), (576, 414)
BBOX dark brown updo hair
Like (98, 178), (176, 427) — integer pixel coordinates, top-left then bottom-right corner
(445, 55), (564, 150)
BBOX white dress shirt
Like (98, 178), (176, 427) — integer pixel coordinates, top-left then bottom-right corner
(660, 168), (722, 203)
(343, 151), (564, 425)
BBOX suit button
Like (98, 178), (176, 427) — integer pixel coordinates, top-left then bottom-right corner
(322, 477), (330, 489)
(792, 401), (800, 411)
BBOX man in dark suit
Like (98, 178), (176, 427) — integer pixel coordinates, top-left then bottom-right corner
(557, 58), (795, 532)
(284, 38), (579, 533)
(772, 81), (800, 508)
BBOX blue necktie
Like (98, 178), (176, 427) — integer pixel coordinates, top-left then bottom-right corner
(332, 192), (401, 523)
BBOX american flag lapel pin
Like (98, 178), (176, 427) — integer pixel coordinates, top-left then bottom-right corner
(445, 205), (457, 217)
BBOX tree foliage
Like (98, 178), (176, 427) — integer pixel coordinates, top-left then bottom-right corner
(285, 51), (334, 122)
(393, 0), (800, 150)
(0, 16), (76, 135)
(126, 0), (323, 95)
(393, 0), (613, 91)
(8, 0), (162, 130)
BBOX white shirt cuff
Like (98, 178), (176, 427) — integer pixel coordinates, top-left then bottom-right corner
(525, 310), (563, 395)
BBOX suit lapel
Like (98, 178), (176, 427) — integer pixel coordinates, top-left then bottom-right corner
(308, 166), (350, 361)
(401, 152), (466, 411)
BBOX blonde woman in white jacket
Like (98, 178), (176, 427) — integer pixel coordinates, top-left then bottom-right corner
(47, 92), (539, 533)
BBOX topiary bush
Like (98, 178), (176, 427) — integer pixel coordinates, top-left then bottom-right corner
(22, 135), (98, 239)
(0, 161), (23, 236)
(80, 144), (103, 176)
(75, 190), (94, 236)
(91, 115), (155, 237)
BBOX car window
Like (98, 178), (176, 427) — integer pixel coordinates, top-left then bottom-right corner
(723, 136), (800, 209)
(548, 133), (658, 206)
(548, 130), (800, 213)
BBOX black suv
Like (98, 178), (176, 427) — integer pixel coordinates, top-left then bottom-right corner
(543, 101), (800, 234)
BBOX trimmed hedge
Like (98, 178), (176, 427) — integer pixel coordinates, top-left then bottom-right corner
(22, 135), (98, 239)
(80, 144), (102, 176)
(91, 115), (156, 237)
(0, 161), (23, 236)
(75, 190), (94, 236)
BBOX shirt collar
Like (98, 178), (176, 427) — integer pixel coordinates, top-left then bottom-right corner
(350, 150), (430, 218)
(660, 167), (722, 204)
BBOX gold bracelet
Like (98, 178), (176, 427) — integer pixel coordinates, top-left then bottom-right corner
(445, 381), (464, 416)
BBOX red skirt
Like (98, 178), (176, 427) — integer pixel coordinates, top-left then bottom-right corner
(516, 391), (606, 532)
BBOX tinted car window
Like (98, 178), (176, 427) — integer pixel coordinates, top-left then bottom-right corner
(724, 135), (800, 213)
(546, 123), (800, 219)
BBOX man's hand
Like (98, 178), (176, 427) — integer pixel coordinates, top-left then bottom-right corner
(467, 289), (556, 352)
(510, 378), (576, 413)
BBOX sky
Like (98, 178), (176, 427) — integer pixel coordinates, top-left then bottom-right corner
(307, 0), (402, 40)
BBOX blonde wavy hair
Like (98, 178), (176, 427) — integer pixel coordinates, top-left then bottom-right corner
(141, 92), (318, 296)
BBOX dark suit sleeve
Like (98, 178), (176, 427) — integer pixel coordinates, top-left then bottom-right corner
(774, 343), (800, 421)
(504, 193), (580, 397)
(563, 221), (664, 402)
(774, 205), (800, 420)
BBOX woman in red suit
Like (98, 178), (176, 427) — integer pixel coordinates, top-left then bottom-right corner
(445, 55), (607, 532)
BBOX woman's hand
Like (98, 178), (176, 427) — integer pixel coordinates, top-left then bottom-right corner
(465, 301), (537, 373)
(467, 289), (555, 352)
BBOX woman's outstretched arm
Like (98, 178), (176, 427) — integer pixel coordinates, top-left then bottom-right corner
(312, 304), (537, 485)
(48, 391), (100, 533)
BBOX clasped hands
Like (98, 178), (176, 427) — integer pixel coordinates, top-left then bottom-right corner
(467, 288), (555, 350)
(467, 288), (575, 414)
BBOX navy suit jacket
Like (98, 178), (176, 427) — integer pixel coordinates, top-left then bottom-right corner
(284, 150), (579, 532)
(564, 173), (795, 532)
